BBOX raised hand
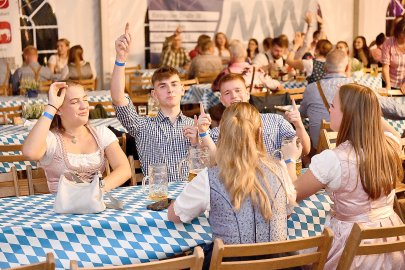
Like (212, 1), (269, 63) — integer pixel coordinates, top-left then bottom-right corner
(285, 99), (303, 126)
(48, 82), (68, 110)
(293, 32), (304, 50)
(115, 23), (131, 62)
(183, 115), (199, 146)
(305, 11), (313, 25)
(197, 102), (211, 133)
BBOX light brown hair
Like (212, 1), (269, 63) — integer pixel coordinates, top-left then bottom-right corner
(151, 66), (180, 86)
(337, 83), (403, 199)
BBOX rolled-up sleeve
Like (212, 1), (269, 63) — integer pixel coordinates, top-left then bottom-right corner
(173, 168), (210, 223)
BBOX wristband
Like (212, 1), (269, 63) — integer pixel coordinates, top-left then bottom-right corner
(47, 103), (58, 111)
(114, 60), (125, 67)
(199, 131), (209, 138)
(42, 111), (54, 120)
(284, 158), (296, 164)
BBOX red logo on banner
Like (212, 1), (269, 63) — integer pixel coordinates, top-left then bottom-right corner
(0, 22), (11, 43)
(0, 0), (9, 9)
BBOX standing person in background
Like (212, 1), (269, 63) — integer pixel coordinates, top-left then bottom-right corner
(61, 45), (94, 81)
(283, 83), (404, 269)
(48, 38), (70, 76)
(369, 33), (386, 65)
(214, 32), (231, 64)
(159, 26), (190, 70)
(246, 38), (259, 64)
(382, 18), (405, 93)
(352, 36), (374, 68)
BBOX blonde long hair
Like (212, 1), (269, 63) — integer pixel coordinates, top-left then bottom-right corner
(337, 84), (403, 199)
(216, 103), (283, 221)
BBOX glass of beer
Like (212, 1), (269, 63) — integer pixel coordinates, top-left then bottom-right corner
(281, 137), (302, 176)
(142, 163), (168, 201)
(370, 64), (378, 77)
(179, 146), (209, 181)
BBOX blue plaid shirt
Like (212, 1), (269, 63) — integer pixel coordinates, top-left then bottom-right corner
(114, 98), (194, 181)
(211, 113), (296, 156)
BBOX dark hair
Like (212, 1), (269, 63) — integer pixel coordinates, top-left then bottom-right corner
(151, 66), (180, 85)
(375, 33), (386, 46)
(262, 37), (272, 51)
(313, 30), (321, 39)
(218, 73), (246, 91)
(271, 37), (287, 48)
(247, 38), (259, 59)
(50, 81), (85, 131)
(316, 39), (333, 57)
(278, 34), (289, 48)
(394, 19), (405, 39)
(68, 45), (84, 79)
(353, 36), (372, 66)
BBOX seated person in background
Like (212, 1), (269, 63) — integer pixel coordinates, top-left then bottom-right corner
(202, 73), (310, 160)
(61, 45), (95, 81)
(335, 41), (362, 74)
(283, 83), (404, 269)
(0, 59), (11, 92)
(253, 36), (288, 73)
(111, 24), (198, 182)
(11, 45), (53, 95)
(187, 39), (223, 79)
(159, 26), (190, 70)
(353, 36), (374, 68)
(22, 82), (131, 194)
(212, 39), (281, 92)
(168, 102), (296, 269)
(287, 34), (333, 83)
(48, 38), (70, 76)
(188, 34), (211, 60)
(369, 33), (386, 65)
(213, 32), (231, 64)
(246, 38), (259, 64)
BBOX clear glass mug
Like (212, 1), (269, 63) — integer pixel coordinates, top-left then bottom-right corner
(370, 64), (378, 77)
(179, 146), (210, 181)
(273, 138), (302, 176)
(142, 163), (168, 201)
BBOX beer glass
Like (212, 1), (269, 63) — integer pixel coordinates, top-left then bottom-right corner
(142, 163), (168, 201)
(179, 146), (210, 181)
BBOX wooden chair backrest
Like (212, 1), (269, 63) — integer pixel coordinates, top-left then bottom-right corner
(336, 223), (405, 270)
(88, 101), (115, 114)
(0, 144), (26, 163)
(9, 252), (55, 270)
(129, 75), (153, 95)
(316, 129), (338, 154)
(26, 165), (49, 195)
(70, 246), (204, 270)
(0, 105), (23, 122)
(209, 228), (333, 270)
(128, 155), (143, 186)
(39, 80), (52, 92)
(71, 78), (97, 91)
(181, 78), (199, 91)
(0, 166), (19, 198)
(197, 71), (220, 83)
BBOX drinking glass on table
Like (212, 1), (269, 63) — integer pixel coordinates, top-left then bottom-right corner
(142, 163), (168, 201)
(370, 64), (378, 77)
(273, 137), (302, 176)
(179, 146), (209, 181)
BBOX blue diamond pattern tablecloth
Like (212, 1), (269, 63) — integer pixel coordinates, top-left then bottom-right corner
(386, 119), (405, 134)
(0, 180), (332, 269)
(0, 118), (126, 173)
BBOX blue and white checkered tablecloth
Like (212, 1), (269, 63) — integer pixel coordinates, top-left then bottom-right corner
(386, 119), (405, 134)
(0, 181), (331, 269)
(0, 90), (113, 108)
(0, 118), (126, 173)
(181, 84), (220, 111)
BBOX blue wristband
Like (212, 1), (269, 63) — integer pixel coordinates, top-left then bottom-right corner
(115, 60), (125, 67)
(284, 158), (296, 164)
(42, 111), (54, 120)
(199, 131), (208, 138)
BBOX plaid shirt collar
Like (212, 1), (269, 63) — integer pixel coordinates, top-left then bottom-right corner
(154, 110), (187, 123)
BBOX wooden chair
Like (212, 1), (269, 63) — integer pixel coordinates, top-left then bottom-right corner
(0, 166), (19, 198)
(88, 101), (115, 115)
(70, 246), (203, 270)
(181, 78), (199, 91)
(316, 129), (338, 154)
(26, 165), (50, 195)
(197, 71), (220, 84)
(128, 155), (143, 186)
(336, 223), (405, 270)
(209, 228), (333, 270)
(128, 75), (153, 95)
(285, 87), (305, 103)
(125, 65), (142, 92)
(39, 80), (52, 92)
(0, 105), (23, 124)
(71, 78), (97, 91)
(9, 252), (55, 270)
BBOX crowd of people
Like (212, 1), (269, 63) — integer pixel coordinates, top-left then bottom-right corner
(14, 12), (405, 270)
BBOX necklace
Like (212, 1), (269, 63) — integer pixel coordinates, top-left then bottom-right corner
(63, 130), (78, 144)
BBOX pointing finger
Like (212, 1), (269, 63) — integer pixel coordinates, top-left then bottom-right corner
(194, 115), (198, 126)
(292, 98), (297, 111)
(125, 23), (129, 35)
(200, 102), (206, 115)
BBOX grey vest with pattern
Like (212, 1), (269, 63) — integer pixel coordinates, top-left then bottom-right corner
(208, 166), (288, 245)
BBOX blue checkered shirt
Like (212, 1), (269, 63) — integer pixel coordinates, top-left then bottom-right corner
(114, 98), (194, 181)
(211, 113), (296, 156)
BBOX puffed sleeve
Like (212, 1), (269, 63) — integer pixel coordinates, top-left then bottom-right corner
(173, 168), (210, 223)
(39, 131), (57, 165)
(94, 126), (118, 150)
(309, 150), (342, 191)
